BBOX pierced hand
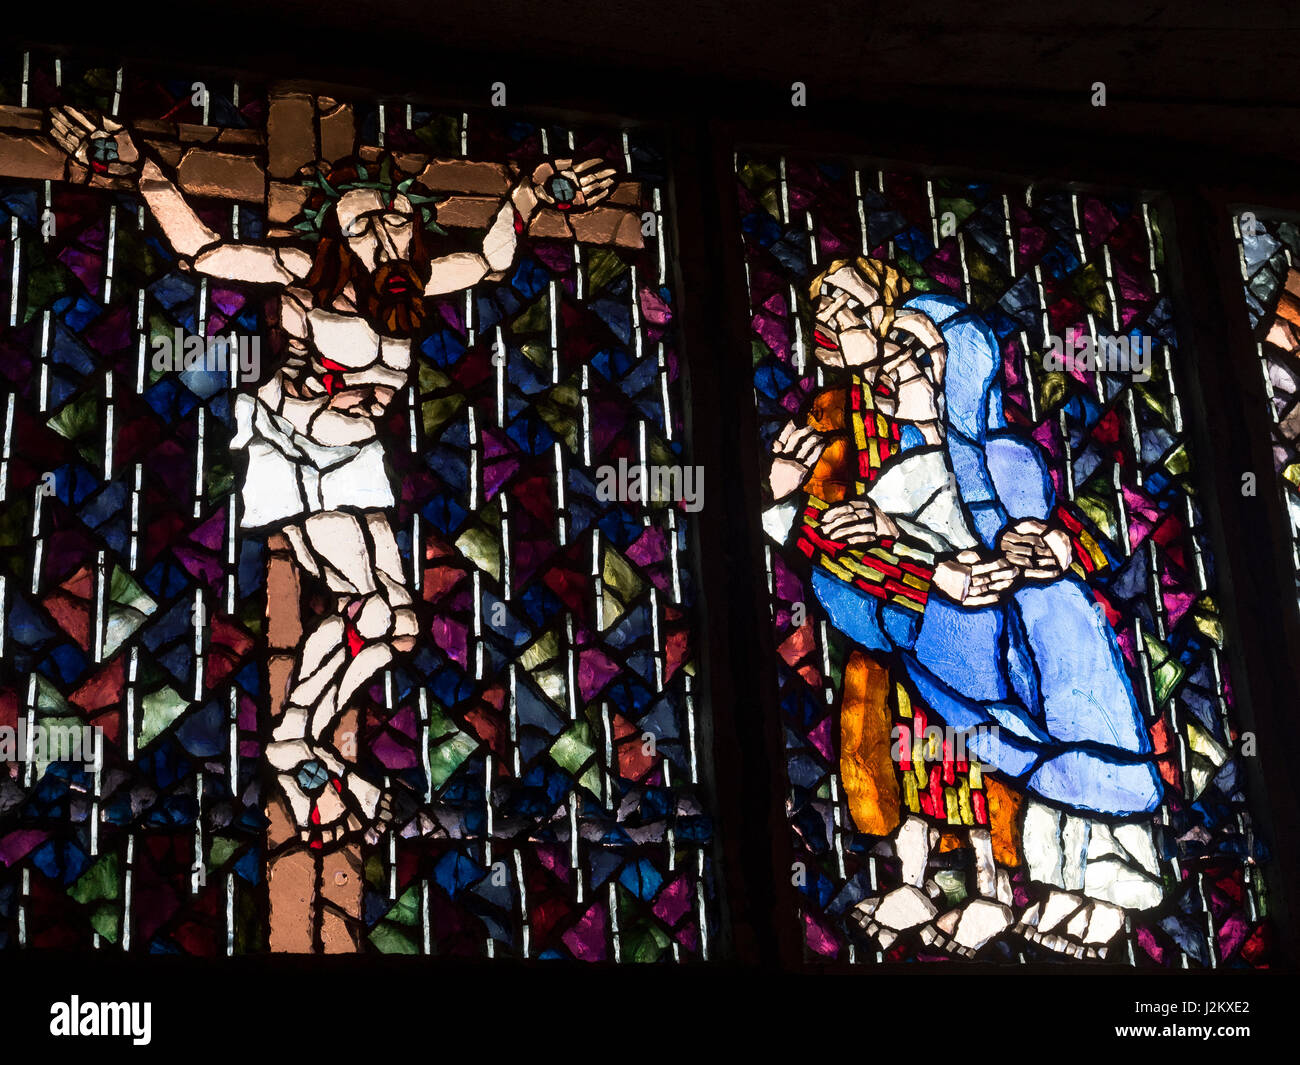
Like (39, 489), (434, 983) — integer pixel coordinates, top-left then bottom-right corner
(998, 518), (1072, 580)
(819, 499), (900, 546)
(532, 157), (617, 211)
(933, 549), (1017, 607)
(48, 105), (140, 176)
(769, 419), (832, 499)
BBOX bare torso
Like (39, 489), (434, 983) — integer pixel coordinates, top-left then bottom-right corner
(260, 286), (412, 448)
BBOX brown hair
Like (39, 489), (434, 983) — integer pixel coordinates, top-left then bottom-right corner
(301, 157), (435, 336)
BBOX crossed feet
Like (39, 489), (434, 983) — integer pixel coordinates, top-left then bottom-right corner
(277, 759), (424, 849)
(849, 885), (1126, 960)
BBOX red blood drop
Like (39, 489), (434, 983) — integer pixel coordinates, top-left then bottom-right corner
(345, 620), (364, 657)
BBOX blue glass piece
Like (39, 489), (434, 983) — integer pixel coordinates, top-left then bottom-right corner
(421, 328), (466, 368)
(618, 858), (663, 901)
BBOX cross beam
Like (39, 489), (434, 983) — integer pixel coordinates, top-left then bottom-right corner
(0, 88), (644, 248)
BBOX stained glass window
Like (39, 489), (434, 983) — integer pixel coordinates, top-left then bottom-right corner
(0, 49), (716, 960)
(738, 153), (1273, 966)
(1233, 210), (1300, 607)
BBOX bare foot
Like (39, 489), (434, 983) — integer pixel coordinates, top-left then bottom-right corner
(1014, 890), (1126, 959)
(847, 885), (937, 949)
(918, 898), (1014, 958)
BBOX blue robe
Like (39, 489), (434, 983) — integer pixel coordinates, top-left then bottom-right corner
(810, 293), (1161, 817)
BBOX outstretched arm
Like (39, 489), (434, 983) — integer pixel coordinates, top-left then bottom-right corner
(424, 157), (616, 296)
(48, 105), (310, 286)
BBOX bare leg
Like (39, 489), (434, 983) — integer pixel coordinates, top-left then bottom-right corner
(267, 509), (419, 844)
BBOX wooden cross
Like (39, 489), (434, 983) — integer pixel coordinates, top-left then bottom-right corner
(0, 86), (645, 248)
(0, 82), (647, 953)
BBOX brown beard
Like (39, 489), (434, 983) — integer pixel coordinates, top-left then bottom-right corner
(305, 228), (431, 339)
(366, 261), (428, 339)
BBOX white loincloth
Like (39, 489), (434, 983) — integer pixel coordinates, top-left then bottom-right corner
(231, 391), (395, 529)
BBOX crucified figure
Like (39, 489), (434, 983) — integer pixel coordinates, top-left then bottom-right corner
(48, 104), (616, 849)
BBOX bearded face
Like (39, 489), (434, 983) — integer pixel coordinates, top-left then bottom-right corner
(304, 186), (432, 339)
(362, 259), (428, 338)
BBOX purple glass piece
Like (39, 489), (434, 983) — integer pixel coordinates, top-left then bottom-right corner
(651, 874), (692, 926)
(561, 901), (608, 962)
(639, 286), (671, 326)
(578, 647), (619, 702)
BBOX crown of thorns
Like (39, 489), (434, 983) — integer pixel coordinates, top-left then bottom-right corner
(293, 158), (447, 238)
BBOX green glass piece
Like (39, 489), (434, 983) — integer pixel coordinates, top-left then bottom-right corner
(1164, 443), (1190, 476)
(934, 197), (976, 226)
(521, 630), (559, 671)
(601, 544), (644, 602)
(109, 565), (153, 612)
(736, 159), (778, 191)
(521, 341), (550, 368)
(412, 115), (460, 156)
(48, 394), (97, 443)
(586, 247), (628, 293)
(0, 499), (31, 547)
(1074, 492), (1118, 541)
(1142, 631), (1186, 706)
(550, 723), (595, 775)
(70, 854), (120, 905)
(1071, 263), (1109, 317)
(428, 729), (477, 790)
(578, 764), (604, 801)
(455, 525), (501, 580)
(34, 674), (73, 717)
(418, 360), (451, 394)
(368, 922), (419, 955)
(1191, 598), (1225, 645)
(1134, 382), (1170, 424)
(1037, 369), (1068, 414)
(140, 686), (190, 748)
(532, 665), (567, 707)
(208, 836), (240, 871)
(21, 248), (76, 324)
(235, 887), (263, 952)
(934, 868), (967, 907)
(513, 295), (549, 334)
(426, 700), (458, 740)
(421, 394), (465, 435)
(90, 906), (120, 943)
(386, 886), (421, 927)
(1248, 263), (1279, 305)
(624, 921), (671, 963)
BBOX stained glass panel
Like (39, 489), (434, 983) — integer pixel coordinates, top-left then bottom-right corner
(1233, 210), (1300, 609)
(738, 152), (1273, 966)
(0, 49), (716, 959)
